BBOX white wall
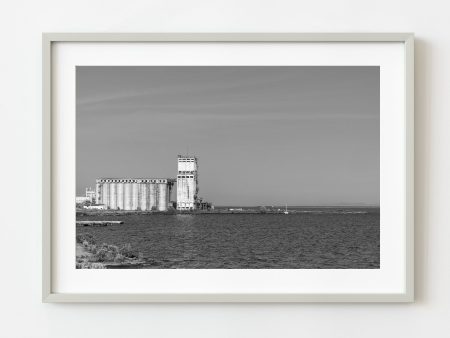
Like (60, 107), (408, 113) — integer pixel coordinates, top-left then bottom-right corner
(0, 0), (449, 337)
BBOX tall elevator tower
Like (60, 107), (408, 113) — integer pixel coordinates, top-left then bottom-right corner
(176, 155), (198, 210)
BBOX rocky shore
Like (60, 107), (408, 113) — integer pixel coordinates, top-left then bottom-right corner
(76, 233), (144, 269)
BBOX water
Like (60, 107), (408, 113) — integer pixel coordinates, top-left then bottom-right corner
(76, 207), (380, 269)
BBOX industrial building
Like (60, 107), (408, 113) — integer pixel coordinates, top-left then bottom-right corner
(176, 155), (198, 210)
(91, 155), (210, 212)
(75, 187), (96, 204)
(95, 178), (175, 211)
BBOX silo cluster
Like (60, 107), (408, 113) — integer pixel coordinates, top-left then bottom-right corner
(95, 178), (174, 211)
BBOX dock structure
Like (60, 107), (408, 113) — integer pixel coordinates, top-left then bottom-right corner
(95, 178), (175, 211)
(76, 221), (124, 226)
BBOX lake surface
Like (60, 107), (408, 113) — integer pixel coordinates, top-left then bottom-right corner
(76, 207), (380, 269)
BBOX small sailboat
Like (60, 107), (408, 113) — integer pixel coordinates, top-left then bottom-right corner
(284, 204), (289, 215)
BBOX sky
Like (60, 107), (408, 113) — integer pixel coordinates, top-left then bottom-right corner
(76, 66), (379, 206)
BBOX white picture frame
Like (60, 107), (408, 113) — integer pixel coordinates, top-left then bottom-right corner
(43, 33), (414, 303)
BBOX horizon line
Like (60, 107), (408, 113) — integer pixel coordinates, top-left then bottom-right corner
(213, 204), (380, 208)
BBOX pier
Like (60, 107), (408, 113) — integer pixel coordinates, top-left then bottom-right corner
(76, 221), (124, 227)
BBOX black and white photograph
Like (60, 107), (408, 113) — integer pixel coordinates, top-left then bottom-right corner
(75, 66), (380, 269)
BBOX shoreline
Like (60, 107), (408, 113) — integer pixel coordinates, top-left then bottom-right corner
(77, 208), (376, 217)
(76, 235), (144, 269)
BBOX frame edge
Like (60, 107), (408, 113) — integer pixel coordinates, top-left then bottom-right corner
(42, 33), (52, 302)
(42, 33), (415, 303)
(404, 33), (415, 303)
(41, 32), (414, 42)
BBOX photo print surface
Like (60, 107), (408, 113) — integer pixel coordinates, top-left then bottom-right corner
(76, 66), (380, 269)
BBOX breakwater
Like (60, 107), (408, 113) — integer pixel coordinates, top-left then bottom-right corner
(77, 208), (369, 217)
(76, 221), (124, 227)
